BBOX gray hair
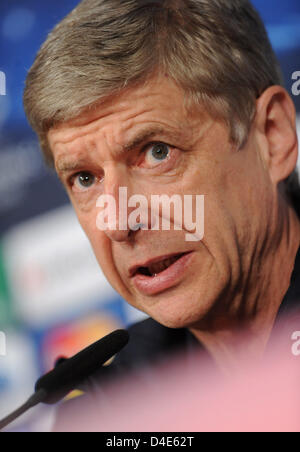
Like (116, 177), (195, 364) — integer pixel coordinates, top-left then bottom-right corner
(23, 0), (299, 210)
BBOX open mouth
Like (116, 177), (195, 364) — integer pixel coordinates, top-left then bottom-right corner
(130, 251), (194, 296)
(131, 253), (189, 278)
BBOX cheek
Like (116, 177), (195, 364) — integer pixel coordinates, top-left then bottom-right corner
(202, 152), (273, 272)
(88, 228), (127, 295)
(88, 227), (112, 271)
(219, 151), (271, 227)
(80, 217), (131, 297)
(75, 209), (112, 268)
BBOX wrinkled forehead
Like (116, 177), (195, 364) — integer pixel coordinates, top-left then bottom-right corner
(47, 75), (213, 165)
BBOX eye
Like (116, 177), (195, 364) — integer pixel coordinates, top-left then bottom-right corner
(142, 143), (171, 167)
(72, 172), (96, 191)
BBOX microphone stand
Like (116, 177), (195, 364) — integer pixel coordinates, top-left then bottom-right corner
(0, 389), (47, 431)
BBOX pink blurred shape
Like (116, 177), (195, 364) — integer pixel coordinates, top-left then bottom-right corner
(54, 322), (300, 432)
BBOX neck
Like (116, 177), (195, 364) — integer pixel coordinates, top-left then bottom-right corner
(190, 200), (300, 375)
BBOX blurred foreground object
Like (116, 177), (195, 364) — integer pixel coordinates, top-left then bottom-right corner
(54, 316), (300, 432)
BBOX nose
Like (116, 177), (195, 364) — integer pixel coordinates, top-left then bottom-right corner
(96, 168), (148, 243)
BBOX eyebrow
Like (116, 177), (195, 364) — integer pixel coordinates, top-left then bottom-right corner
(122, 126), (167, 151)
(55, 126), (184, 174)
(56, 158), (89, 173)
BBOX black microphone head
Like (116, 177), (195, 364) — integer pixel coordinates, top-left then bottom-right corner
(35, 329), (129, 404)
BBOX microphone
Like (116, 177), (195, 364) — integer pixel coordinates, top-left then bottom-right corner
(0, 329), (129, 430)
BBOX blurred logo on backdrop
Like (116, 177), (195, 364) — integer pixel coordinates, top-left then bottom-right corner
(40, 314), (122, 401)
(2, 205), (121, 329)
(41, 314), (121, 372)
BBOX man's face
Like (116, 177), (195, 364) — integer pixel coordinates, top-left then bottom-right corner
(48, 75), (273, 329)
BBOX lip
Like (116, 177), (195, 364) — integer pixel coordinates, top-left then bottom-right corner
(129, 252), (190, 278)
(130, 251), (194, 296)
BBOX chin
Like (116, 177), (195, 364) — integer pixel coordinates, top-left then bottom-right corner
(130, 279), (222, 330)
(146, 304), (206, 330)
(155, 317), (192, 329)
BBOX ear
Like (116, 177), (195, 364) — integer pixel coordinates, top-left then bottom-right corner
(254, 86), (298, 185)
